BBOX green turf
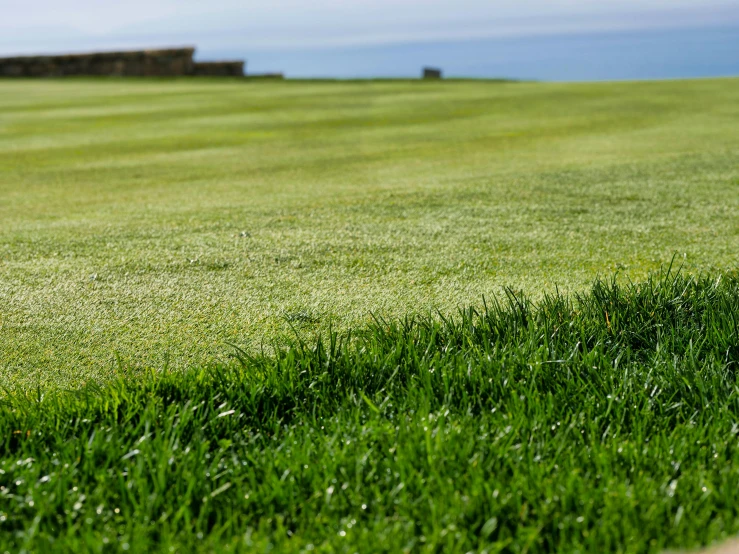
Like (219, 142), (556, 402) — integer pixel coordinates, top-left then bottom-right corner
(1, 78), (739, 388)
(2, 270), (739, 552)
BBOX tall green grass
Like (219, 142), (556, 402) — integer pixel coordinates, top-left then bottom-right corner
(2, 269), (739, 552)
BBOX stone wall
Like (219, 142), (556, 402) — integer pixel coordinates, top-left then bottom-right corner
(0, 47), (245, 78)
(193, 61), (245, 77)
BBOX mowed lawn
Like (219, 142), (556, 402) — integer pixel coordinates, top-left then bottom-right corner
(1, 79), (739, 553)
(1, 78), (738, 388)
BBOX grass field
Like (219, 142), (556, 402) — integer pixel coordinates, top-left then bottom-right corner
(2, 271), (739, 552)
(1, 77), (739, 552)
(1, 78), (739, 388)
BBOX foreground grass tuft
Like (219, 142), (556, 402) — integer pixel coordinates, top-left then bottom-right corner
(2, 269), (739, 552)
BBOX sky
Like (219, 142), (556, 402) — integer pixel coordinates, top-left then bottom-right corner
(1, 0), (738, 79)
(2, 0), (738, 53)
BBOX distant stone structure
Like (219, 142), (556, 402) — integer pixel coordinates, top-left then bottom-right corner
(193, 61), (245, 77)
(0, 47), (246, 78)
(423, 67), (443, 79)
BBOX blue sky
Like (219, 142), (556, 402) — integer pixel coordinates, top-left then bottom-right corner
(1, 0), (737, 55)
